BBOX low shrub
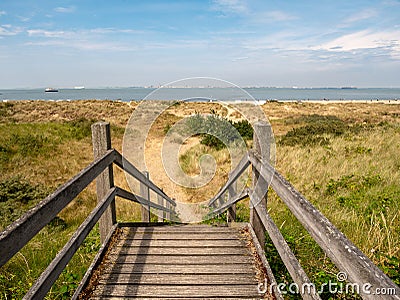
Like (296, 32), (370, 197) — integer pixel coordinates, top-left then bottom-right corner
(186, 112), (253, 150)
(279, 115), (368, 147)
(66, 118), (96, 140)
(0, 176), (50, 229)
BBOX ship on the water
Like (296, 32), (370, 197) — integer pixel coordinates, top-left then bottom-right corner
(45, 88), (59, 93)
(341, 86), (357, 89)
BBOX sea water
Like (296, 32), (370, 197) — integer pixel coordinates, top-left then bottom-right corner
(1, 87), (400, 102)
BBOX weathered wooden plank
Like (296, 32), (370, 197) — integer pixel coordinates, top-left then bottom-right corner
(251, 197), (320, 300)
(121, 233), (241, 240)
(101, 263), (256, 274)
(91, 297), (262, 300)
(247, 224), (284, 300)
(108, 254), (253, 264)
(112, 247), (250, 256)
(23, 187), (117, 300)
(249, 151), (400, 299)
(227, 181), (237, 222)
(98, 273), (258, 285)
(113, 151), (176, 206)
(92, 122), (117, 244)
(140, 171), (150, 222)
(91, 297), (259, 300)
(250, 122), (271, 249)
(72, 224), (118, 300)
(157, 193), (164, 222)
(116, 187), (174, 213)
(92, 284), (261, 298)
(79, 224), (263, 299)
(208, 153), (250, 206)
(209, 188), (248, 216)
(0, 149), (115, 268)
(165, 200), (171, 220)
(114, 239), (245, 247)
(123, 225), (237, 233)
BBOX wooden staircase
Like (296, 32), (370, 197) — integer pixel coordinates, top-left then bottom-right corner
(83, 224), (264, 299)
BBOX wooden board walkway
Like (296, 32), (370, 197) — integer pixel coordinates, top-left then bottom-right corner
(81, 224), (265, 299)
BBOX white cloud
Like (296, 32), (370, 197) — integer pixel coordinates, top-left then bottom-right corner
(313, 30), (400, 59)
(17, 15), (32, 22)
(232, 56), (249, 61)
(26, 27), (145, 40)
(0, 25), (22, 36)
(54, 6), (75, 13)
(211, 0), (249, 15)
(0, 11), (6, 16)
(88, 28), (145, 34)
(25, 39), (135, 51)
(27, 29), (69, 38)
(25, 27), (147, 52)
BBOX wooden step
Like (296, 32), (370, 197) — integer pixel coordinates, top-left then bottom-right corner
(91, 284), (261, 298)
(108, 254), (253, 264)
(112, 246), (250, 255)
(115, 239), (245, 247)
(122, 233), (242, 240)
(98, 273), (258, 285)
(85, 224), (263, 299)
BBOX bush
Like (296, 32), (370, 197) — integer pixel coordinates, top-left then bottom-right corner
(0, 177), (50, 229)
(0, 176), (48, 204)
(67, 118), (95, 140)
(233, 119), (253, 140)
(279, 115), (368, 147)
(186, 112), (253, 150)
(0, 102), (14, 117)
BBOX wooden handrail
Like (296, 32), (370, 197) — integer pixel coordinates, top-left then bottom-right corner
(116, 187), (175, 214)
(208, 153), (250, 206)
(0, 149), (116, 267)
(248, 151), (400, 299)
(250, 192), (321, 300)
(209, 188), (249, 216)
(23, 187), (117, 300)
(114, 150), (176, 206)
(0, 122), (177, 299)
(206, 118), (399, 299)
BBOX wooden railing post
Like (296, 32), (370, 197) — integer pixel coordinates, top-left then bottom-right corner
(157, 192), (164, 222)
(227, 180), (237, 222)
(91, 122), (116, 244)
(166, 201), (171, 221)
(140, 171), (151, 222)
(251, 121), (272, 246)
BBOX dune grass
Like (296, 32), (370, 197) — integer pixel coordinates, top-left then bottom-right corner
(0, 100), (399, 299)
(180, 110), (400, 298)
(262, 120), (400, 298)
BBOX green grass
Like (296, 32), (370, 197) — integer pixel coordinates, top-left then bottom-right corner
(0, 120), (112, 299)
(201, 118), (400, 299)
(266, 121), (400, 298)
(1, 104), (399, 299)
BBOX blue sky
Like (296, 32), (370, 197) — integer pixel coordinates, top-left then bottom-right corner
(1, 0), (400, 88)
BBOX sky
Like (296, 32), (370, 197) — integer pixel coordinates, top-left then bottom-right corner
(0, 0), (400, 88)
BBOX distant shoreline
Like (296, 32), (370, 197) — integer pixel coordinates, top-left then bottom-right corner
(2, 98), (400, 105)
(1, 87), (399, 102)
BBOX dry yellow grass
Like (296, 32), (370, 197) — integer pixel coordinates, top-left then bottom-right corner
(1, 99), (399, 298)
